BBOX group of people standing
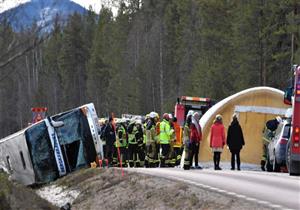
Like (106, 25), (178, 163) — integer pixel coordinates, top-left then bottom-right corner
(98, 111), (245, 171)
(98, 112), (183, 168)
(182, 111), (245, 171)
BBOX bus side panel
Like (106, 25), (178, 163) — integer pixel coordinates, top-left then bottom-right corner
(0, 132), (35, 185)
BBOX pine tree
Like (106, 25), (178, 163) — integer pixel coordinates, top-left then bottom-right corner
(59, 13), (88, 109)
(87, 7), (114, 116)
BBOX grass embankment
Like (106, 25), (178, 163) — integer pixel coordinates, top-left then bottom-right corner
(0, 171), (57, 210)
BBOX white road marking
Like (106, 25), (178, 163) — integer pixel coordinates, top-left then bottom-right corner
(164, 175), (289, 210)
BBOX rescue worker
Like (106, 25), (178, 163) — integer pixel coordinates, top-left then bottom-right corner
(145, 112), (158, 167)
(143, 114), (150, 167)
(127, 119), (139, 167)
(135, 120), (145, 167)
(114, 119), (128, 167)
(172, 117), (183, 166)
(159, 113), (174, 167)
(98, 118), (106, 160)
(261, 116), (282, 171)
(168, 114), (176, 167)
(183, 113), (193, 170)
(154, 113), (160, 167)
(190, 112), (202, 169)
(103, 117), (116, 166)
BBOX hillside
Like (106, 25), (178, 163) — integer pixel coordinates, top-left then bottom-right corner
(36, 168), (271, 210)
(0, 171), (57, 210)
(0, 0), (87, 31)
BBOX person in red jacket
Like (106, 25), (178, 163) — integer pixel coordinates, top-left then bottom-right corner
(210, 114), (226, 170)
(190, 112), (202, 169)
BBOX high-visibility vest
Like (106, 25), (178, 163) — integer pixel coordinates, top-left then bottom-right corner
(159, 119), (173, 144)
(143, 123), (147, 144)
(115, 125), (127, 147)
(155, 121), (160, 142)
(128, 124), (138, 144)
(183, 124), (190, 144)
(146, 124), (156, 143)
(173, 122), (182, 148)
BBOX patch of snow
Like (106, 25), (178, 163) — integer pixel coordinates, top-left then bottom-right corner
(0, 160), (9, 173)
(0, 0), (30, 13)
(36, 185), (80, 207)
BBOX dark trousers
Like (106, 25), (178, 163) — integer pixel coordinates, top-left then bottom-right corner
(230, 149), (241, 169)
(128, 143), (138, 167)
(155, 143), (160, 166)
(213, 152), (221, 168)
(113, 147), (127, 167)
(137, 144), (145, 167)
(106, 144), (115, 166)
(160, 144), (170, 167)
(190, 142), (199, 167)
(173, 147), (183, 166)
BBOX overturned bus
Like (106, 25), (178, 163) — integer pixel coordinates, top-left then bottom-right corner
(0, 103), (103, 185)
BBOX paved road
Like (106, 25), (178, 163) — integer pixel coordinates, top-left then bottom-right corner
(128, 168), (300, 210)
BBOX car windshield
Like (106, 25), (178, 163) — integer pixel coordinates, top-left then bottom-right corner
(282, 124), (291, 138)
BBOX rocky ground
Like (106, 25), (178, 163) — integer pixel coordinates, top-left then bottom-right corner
(35, 167), (273, 210)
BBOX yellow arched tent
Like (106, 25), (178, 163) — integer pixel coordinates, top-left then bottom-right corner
(199, 86), (291, 164)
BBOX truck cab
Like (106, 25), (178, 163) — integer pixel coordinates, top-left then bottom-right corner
(175, 96), (214, 126)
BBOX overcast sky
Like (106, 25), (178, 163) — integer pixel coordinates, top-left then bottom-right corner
(0, 0), (114, 14)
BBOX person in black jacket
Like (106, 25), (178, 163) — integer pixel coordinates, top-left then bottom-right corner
(227, 113), (245, 170)
(103, 117), (116, 166)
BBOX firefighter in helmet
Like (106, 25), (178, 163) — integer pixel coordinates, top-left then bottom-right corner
(159, 113), (174, 167)
(154, 112), (160, 167)
(183, 110), (194, 170)
(145, 112), (158, 167)
(261, 116), (282, 171)
(171, 116), (183, 166)
(135, 119), (145, 167)
(114, 119), (128, 167)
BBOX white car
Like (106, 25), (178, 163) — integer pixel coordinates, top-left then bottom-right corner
(267, 119), (291, 172)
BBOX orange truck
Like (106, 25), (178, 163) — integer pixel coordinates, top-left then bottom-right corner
(174, 96), (214, 127)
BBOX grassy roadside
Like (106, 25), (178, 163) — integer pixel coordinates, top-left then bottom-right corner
(0, 171), (58, 210)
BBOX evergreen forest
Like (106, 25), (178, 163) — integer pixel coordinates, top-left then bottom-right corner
(0, 0), (299, 137)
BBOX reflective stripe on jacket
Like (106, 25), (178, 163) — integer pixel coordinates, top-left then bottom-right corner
(128, 125), (138, 144)
(115, 125), (127, 147)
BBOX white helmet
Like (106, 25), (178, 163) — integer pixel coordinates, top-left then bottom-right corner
(187, 110), (194, 117)
(149, 111), (157, 118)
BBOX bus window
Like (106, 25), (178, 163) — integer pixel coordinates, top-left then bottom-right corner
(53, 109), (97, 172)
(25, 121), (58, 183)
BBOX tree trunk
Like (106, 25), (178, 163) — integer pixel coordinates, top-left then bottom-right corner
(159, 27), (164, 114)
(291, 4), (297, 67)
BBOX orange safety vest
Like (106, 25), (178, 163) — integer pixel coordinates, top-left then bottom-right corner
(173, 122), (182, 147)
(156, 121), (160, 135)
